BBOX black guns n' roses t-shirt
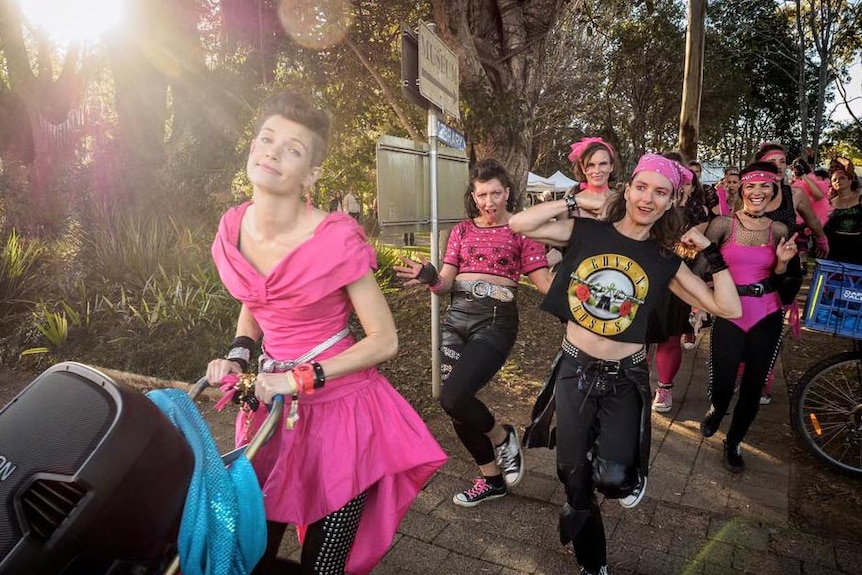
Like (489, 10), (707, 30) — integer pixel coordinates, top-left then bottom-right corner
(541, 218), (682, 344)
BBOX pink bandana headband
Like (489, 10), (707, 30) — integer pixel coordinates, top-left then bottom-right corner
(740, 171), (778, 184)
(759, 150), (785, 163)
(631, 153), (693, 191)
(568, 137), (616, 163)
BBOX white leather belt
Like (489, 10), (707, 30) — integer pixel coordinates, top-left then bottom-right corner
(452, 280), (515, 302)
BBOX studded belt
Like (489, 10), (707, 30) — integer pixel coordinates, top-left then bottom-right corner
(451, 280), (516, 302)
(560, 338), (646, 376)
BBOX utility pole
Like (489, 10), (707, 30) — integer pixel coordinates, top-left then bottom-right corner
(678, 0), (706, 160)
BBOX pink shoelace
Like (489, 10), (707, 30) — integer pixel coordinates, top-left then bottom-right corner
(464, 477), (491, 498)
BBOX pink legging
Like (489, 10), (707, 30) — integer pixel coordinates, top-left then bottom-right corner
(654, 336), (682, 385)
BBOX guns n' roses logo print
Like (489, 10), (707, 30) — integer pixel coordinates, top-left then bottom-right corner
(568, 254), (648, 335)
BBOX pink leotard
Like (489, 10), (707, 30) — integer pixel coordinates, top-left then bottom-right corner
(720, 218), (782, 332)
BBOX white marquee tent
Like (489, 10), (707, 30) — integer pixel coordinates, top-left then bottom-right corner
(526, 171), (576, 204)
(548, 170), (577, 191)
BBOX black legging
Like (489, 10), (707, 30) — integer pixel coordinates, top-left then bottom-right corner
(709, 311), (784, 446)
(439, 295), (518, 465)
(554, 354), (647, 573)
(251, 492), (367, 575)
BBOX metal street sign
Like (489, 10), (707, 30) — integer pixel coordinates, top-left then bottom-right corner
(400, 26), (427, 109)
(437, 122), (465, 150)
(375, 135), (468, 227)
(418, 21), (460, 119)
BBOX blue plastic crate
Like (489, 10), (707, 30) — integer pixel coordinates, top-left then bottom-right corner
(803, 259), (862, 339)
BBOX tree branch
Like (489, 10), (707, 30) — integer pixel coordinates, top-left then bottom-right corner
(344, 36), (421, 142)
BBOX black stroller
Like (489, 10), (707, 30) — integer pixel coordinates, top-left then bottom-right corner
(0, 362), (281, 575)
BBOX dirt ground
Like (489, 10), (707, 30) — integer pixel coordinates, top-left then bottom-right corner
(2, 286), (860, 544)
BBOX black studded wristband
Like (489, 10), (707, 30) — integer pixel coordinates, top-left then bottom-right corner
(564, 193), (579, 217)
(701, 243), (728, 273)
(311, 361), (326, 389)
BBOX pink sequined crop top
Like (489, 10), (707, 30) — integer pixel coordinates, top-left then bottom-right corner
(443, 220), (549, 282)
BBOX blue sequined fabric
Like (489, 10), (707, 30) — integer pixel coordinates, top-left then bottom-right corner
(147, 388), (266, 575)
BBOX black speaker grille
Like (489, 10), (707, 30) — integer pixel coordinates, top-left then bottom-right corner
(0, 369), (115, 559)
(20, 479), (87, 541)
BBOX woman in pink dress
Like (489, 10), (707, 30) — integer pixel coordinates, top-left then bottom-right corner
(206, 92), (446, 575)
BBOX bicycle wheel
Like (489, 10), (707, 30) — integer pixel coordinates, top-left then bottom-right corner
(792, 351), (862, 479)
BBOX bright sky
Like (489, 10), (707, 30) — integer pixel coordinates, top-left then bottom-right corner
(21, 0), (122, 46)
(831, 57), (862, 126)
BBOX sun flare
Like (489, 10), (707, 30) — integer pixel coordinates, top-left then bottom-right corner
(21, 0), (123, 45)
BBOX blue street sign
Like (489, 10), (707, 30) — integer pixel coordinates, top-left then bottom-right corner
(437, 122), (465, 150)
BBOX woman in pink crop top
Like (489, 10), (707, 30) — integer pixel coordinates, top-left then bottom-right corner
(395, 159), (552, 508)
(206, 92), (446, 575)
(699, 162), (799, 474)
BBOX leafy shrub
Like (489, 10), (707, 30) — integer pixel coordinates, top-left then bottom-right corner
(77, 210), (208, 291)
(373, 241), (405, 295)
(0, 229), (49, 325)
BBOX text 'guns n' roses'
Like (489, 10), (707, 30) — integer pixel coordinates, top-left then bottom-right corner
(568, 254), (648, 336)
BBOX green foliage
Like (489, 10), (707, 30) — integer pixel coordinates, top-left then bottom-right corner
(0, 229), (49, 324)
(77, 210), (209, 291)
(702, 0), (803, 161)
(96, 267), (236, 337)
(20, 303), (75, 357)
(373, 241), (406, 295)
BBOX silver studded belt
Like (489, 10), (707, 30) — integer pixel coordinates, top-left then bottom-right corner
(451, 280), (516, 302)
(560, 338), (646, 375)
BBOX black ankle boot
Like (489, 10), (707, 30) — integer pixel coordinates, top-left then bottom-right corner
(723, 440), (745, 473)
(700, 406), (722, 438)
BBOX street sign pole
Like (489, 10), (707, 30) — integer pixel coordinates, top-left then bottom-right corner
(428, 108), (441, 398)
(401, 20), (459, 399)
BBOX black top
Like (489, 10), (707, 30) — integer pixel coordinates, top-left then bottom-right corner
(765, 183), (797, 229)
(541, 218), (682, 344)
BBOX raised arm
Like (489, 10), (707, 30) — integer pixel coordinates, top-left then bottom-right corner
(668, 226), (741, 319)
(507, 198), (574, 246)
(509, 191), (607, 245)
(791, 187), (829, 257)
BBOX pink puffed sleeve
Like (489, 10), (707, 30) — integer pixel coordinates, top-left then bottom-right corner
(518, 235), (549, 275)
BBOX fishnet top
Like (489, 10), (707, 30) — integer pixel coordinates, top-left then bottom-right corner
(707, 214), (789, 248)
(693, 214), (789, 276)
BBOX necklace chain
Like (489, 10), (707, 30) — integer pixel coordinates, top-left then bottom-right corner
(742, 210), (765, 219)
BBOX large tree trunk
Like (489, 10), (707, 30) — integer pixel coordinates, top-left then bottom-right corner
(0, 0), (82, 235)
(678, 0), (706, 160)
(430, 0), (569, 199)
(795, 0), (810, 161)
(105, 0), (202, 209)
